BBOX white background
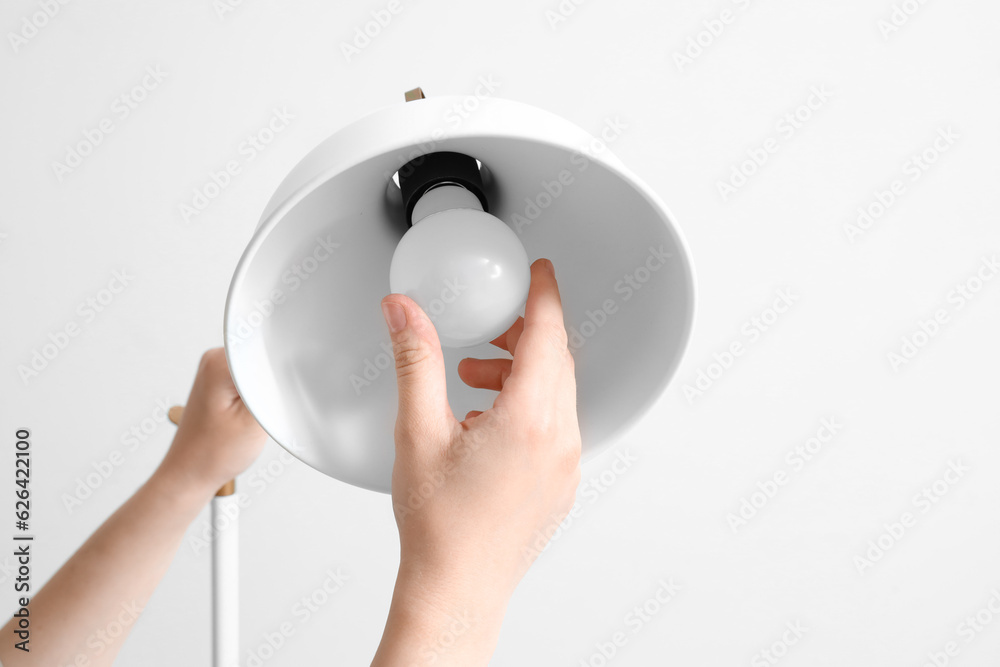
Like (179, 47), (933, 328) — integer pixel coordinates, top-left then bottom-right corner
(2, 0), (999, 665)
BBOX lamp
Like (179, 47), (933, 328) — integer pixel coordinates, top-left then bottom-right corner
(205, 88), (694, 666)
(224, 88), (695, 492)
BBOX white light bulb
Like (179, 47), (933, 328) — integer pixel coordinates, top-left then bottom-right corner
(389, 185), (530, 347)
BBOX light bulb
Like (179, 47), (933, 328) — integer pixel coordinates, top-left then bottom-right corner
(389, 184), (530, 347)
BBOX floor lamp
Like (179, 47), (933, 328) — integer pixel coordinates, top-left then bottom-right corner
(184, 88), (695, 664)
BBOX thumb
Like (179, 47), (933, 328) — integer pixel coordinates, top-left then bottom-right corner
(381, 295), (456, 443)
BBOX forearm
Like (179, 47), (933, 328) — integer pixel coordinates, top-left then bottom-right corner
(0, 465), (214, 667)
(371, 562), (508, 667)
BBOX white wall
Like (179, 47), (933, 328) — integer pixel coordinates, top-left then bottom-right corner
(2, 0), (999, 665)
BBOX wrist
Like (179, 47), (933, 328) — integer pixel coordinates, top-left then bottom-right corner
(149, 456), (220, 513)
(372, 561), (509, 666)
(396, 553), (513, 608)
(156, 433), (234, 499)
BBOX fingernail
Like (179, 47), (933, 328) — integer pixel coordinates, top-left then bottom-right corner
(382, 301), (406, 333)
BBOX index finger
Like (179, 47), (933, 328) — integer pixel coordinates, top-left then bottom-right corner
(498, 258), (570, 403)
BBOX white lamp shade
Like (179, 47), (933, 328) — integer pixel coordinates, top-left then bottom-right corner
(225, 95), (695, 492)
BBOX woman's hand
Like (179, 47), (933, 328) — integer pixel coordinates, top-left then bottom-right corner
(372, 259), (582, 666)
(157, 347), (268, 496)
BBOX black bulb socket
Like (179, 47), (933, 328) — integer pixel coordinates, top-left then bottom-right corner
(397, 151), (489, 227)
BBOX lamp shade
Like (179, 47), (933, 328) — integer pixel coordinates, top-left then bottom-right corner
(224, 95), (694, 492)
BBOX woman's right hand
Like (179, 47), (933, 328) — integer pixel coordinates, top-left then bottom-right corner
(372, 258), (581, 666)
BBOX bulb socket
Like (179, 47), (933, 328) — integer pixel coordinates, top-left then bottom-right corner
(397, 151), (489, 227)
